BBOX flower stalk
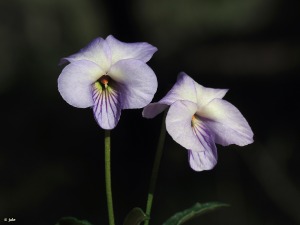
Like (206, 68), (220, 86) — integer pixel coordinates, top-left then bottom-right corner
(144, 111), (167, 225)
(105, 130), (115, 225)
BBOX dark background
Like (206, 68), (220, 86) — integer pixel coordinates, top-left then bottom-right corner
(0, 0), (300, 224)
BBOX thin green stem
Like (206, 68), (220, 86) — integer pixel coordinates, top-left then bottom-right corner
(144, 111), (167, 225)
(105, 130), (115, 225)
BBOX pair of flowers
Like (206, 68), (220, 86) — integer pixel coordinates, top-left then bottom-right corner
(58, 35), (253, 171)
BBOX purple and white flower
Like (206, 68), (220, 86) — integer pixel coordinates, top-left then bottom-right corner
(143, 72), (253, 171)
(58, 35), (158, 130)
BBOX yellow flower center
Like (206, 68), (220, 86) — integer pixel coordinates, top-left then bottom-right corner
(191, 114), (197, 127)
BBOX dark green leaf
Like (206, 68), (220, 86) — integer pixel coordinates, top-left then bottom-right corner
(163, 202), (229, 225)
(55, 217), (93, 225)
(123, 207), (149, 225)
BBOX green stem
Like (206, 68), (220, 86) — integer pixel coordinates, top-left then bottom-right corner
(105, 130), (115, 225)
(144, 111), (167, 225)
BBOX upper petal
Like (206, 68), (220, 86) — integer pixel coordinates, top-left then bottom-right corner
(142, 72), (197, 118)
(60, 37), (112, 71)
(161, 72), (198, 104)
(58, 60), (105, 108)
(199, 98), (254, 146)
(166, 100), (205, 152)
(106, 35), (157, 64)
(108, 59), (157, 109)
(195, 83), (228, 107)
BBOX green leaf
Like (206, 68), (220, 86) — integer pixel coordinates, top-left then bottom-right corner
(123, 207), (149, 225)
(163, 202), (229, 225)
(55, 217), (93, 225)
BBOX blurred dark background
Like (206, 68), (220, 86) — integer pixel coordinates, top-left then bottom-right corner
(1, 0), (300, 224)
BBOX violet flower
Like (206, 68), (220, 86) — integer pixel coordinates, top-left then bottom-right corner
(58, 35), (158, 130)
(143, 72), (253, 171)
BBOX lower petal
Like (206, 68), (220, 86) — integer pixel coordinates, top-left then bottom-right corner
(188, 149), (218, 171)
(188, 117), (218, 171)
(199, 99), (254, 146)
(108, 59), (157, 109)
(92, 82), (122, 130)
(166, 100), (205, 152)
(166, 100), (218, 171)
(58, 60), (105, 108)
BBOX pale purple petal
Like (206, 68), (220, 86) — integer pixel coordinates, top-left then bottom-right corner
(194, 82), (228, 107)
(188, 148), (217, 171)
(142, 103), (169, 118)
(106, 35), (157, 64)
(166, 100), (205, 152)
(160, 72), (198, 104)
(142, 72), (197, 118)
(108, 59), (157, 109)
(92, 82), (122, 130)
(188, 114), (218, 171)
(58, 60), (105, 108)
(199, 98), (254, 146)
(61, 37), (112, 71)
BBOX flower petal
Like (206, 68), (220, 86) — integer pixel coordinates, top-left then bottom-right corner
(58, 60), (105, 108)
(189, 116), (218, 171)
(106, 35), (157, 64)
(61, 37), (112, 71)
(142, 72), (197, 118)
(108, 59), (157, 109)
(142, 103), (169, 118)
(188, 149), (218, 171)
(195, 82), (228, 107)
(161, 72), (198, 104)
(180, 72), (228, 107)
(92, 82), (122, 130)
(199, 98), (254, 146)
(166, 100), (205, 152)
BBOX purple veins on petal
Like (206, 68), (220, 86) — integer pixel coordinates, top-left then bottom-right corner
(191, 115), (214, 151)
(189, 115), (218, 171)
(92, 77), (122, 130)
